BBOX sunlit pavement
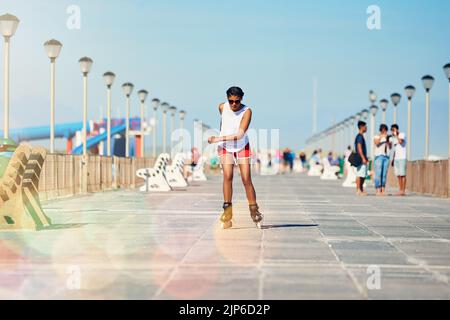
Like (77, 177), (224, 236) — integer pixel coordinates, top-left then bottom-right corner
(1, 174), (450, 300)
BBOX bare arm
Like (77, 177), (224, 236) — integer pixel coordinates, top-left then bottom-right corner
(209, 109), (252, 144)
(374, 136), (381, 146)
(357, 143), (368, 164)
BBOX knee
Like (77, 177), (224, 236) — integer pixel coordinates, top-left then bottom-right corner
(241, 175), (253, 187)
(223, 172), (233, 182)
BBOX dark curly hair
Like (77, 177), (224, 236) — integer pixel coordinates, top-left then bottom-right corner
(226, 87), (244, 98)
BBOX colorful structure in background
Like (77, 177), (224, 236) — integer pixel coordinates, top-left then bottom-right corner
(0, 118), (149, 158)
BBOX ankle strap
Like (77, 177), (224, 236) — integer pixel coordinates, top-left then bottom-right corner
(223, 203), (232, 209)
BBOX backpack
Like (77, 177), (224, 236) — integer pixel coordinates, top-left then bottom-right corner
(348, 152), (362, 167)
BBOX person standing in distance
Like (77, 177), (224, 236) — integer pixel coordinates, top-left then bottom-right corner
(355, 121), (369, 196)
(208, 87), (263, 229)
(391, 124), (407, 196)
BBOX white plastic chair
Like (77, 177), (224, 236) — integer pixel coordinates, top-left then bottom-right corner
(308, 159), (323, 177)
(136, 154), (172, 192)
(320, 157), (340, 180)
(342, 160), (357, 187)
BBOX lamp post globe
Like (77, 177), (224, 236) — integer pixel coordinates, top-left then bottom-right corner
(79, 57), (93, 75)
(369, 90), (378, 105)
(422, 75), (435, 92)
(361, 109), (369, 121)
(44, 39), (62, 61)
(379, 99), (388, 124)
(0, 14), (20, 38)
(405, 85), (416, 100)
(138, 89), (148, 104)
(103, 71), (115, 88)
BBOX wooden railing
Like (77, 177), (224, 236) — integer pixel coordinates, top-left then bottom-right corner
(38, 155), (156, 201)
(387, 159), (449, 198)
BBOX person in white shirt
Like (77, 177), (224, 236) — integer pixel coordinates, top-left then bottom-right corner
(373, 124), (392, 196)
(391, 124), (407, 196)
(208, 87), (263, 229)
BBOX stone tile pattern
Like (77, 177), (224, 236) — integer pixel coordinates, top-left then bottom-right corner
(0, 174), (449, 300)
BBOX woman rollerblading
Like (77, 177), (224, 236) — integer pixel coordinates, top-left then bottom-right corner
(208, 87), (263, 230)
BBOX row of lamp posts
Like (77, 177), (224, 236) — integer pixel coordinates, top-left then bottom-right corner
(0, 13), (188, 159)
(306, 68), (450, 162)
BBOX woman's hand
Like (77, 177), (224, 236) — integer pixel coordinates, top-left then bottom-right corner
(208, 136), (218, 144)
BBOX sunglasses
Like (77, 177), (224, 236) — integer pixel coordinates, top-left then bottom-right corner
(228, 99), (241, 105)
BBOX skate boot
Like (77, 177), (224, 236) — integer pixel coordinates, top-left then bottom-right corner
(250, 204), (264, 229)
(220, 203), (233, 229)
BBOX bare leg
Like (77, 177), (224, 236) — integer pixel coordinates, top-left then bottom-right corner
(238, 158), (257, 205)
(221, 154), (235, 203)
(401, 177), (407, 195)
(356, 178), (362, 195)
(396, 177), (403, 196)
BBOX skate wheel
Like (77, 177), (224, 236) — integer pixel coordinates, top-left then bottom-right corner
(221, 220), (233, 229)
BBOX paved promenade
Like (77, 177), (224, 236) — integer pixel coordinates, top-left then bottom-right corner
(1, 173), (450, 300)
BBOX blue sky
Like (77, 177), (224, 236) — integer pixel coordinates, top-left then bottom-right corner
(1, 0), (450, 159)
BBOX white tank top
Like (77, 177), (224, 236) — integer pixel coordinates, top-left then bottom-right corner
(219, 102), (250, 152)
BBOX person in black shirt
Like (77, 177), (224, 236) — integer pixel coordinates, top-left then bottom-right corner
(355, 121), (368, 196)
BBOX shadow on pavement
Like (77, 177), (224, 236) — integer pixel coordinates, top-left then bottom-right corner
(261, 224), (319, 230)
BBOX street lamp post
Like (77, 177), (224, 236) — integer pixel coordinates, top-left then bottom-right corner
(422, 75), (435, 160)
(369, 90), (378, 106)
(348, 117), (355, 148)
(121, 83), (134, 158)
(370, 105), (379, 160)
(444, 64), (450, 160)
(444, 64), (450, 199)
(391, 93), (401, 124)
(44, 39), (63, 154)
(380, 99), (389, 124)
(138, 90), (148, 158)
(405, 85), (416, 160)
(160, 102), (170, 153)
(103, 72), (115, 157)
(179, 110), (186, 152)
(79, 57), (93, 194)
(151, 99), (160, 157)
(361, 109), (369, 122)
(0, 14), (20, 140)
(79, 57), (93, 157)
(169, 106), (177, 154)
(354, 113), (362, 138)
